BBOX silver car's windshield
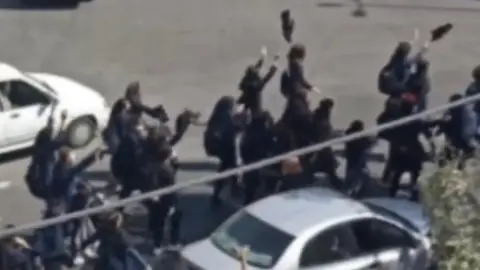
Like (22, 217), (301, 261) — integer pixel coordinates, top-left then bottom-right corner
(211, 210), (294, 269)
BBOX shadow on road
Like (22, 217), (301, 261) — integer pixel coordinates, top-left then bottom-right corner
(0, 147), (32, 165)
(123, 192), (236, 254)
(0, 0), (94, 10)
(317, 1), (480, 13)
(82, 170), (111, 182)
(178, 160), (218, 172)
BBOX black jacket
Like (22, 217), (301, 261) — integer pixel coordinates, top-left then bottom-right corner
(281, 60), (312, 97)
(241, 111), (275, 163)
(239, 65), (277, 110)
(280, 95), (312, 147)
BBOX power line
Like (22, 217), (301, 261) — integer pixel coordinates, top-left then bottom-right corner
(0, 92), (479, 238)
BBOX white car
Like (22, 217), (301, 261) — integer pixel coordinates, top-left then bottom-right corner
(182, 187), (432, 270)
(0, 63), (110, 154)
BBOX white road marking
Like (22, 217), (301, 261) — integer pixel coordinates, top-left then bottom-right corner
(0, 181), (11, 190)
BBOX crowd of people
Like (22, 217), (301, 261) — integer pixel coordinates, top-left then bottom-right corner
(0, 10), (479, 270)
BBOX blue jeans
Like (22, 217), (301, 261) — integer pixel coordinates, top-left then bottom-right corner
(125, 249), (151, 270)
(345, 158), (369, 197)
(100, 249), (150, 270)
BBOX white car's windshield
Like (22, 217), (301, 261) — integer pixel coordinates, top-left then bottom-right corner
(24, 73), (57, 94)
(210, 210), (294, 269)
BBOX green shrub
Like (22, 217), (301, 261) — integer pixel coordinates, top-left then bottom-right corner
(419, 160), (480, 270)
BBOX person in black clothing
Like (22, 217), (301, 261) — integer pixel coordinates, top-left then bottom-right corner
(465, 65), (480, 123)
(144, 144), (182, 254)
(378, 42), (412, 97)
(79, 212), (131, 270)
(310, 98), (342, 189)
(238, 51), (279, 114)
(280, 43), (319, 99)
(144, 109), (200, 156)
(240, 110), (275, 204)
(205, 96), (245, 207)
(344, 120), (375, 197)
(26, 111), (68, 200)
(377, 97), (404, 185)
(111, 81), (169, 123)
(111, 112), (148, 200)
(103, 98), (130, 154)
(105, 81), (169, 154)
(436, 94), (477, 168)
(33, 109), (68, 160)
(387, 98), (434, 200)
(279, 90), (312, 149)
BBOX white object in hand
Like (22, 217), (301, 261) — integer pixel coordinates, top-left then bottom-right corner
(311, 86), (322, 94)
(413, 28), (420, 43)
(260, 46), (268, 58)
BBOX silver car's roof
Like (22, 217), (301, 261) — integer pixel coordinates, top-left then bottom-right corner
(245, 187), (371, 235)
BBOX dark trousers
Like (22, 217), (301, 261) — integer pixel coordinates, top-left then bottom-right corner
(345, 159), (368, 198)
(311, 149), (342, 190)
(212, 154), (237, 204)
(243, 170), (260, 205)
(388, 149), (423, 200)
(68, 219), (82, 254)
(147, 199), (182, 247)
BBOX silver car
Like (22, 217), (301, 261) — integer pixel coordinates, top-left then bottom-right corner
(182, 187), (432, 270)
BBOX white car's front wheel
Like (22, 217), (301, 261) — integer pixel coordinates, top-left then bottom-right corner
(66, 117), (96, 149)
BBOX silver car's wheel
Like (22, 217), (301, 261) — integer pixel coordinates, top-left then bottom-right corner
(66, 117), (96, 149)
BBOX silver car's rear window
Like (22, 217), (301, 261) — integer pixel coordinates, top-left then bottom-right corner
(211, 210), (294, 269)
(364, 202), (420, 232)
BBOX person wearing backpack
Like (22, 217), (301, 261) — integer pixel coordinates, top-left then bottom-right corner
(378, 42), (413, 97)
(26, 111), (68, 201)
(204, 96), (245, 207)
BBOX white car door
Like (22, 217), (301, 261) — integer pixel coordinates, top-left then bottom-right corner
(0, 106), (8, 149)
(2, 80), (54, 146)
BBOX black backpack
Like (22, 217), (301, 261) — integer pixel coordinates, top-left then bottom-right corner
(378, 64), (409, 96)
(378, 65), (392, 95)
(203, 125), (223, 157)
(25, 162), (49, 199)
(204, 96), (236, 157)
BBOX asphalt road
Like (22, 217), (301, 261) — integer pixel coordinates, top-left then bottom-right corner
(0, 0), (479, 268)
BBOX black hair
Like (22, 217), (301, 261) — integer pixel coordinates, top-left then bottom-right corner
(287, 43), (306, 60)
(387, 42), (411, 67)
(207, 96), (236, 128)
(346, 120), (364, 134)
